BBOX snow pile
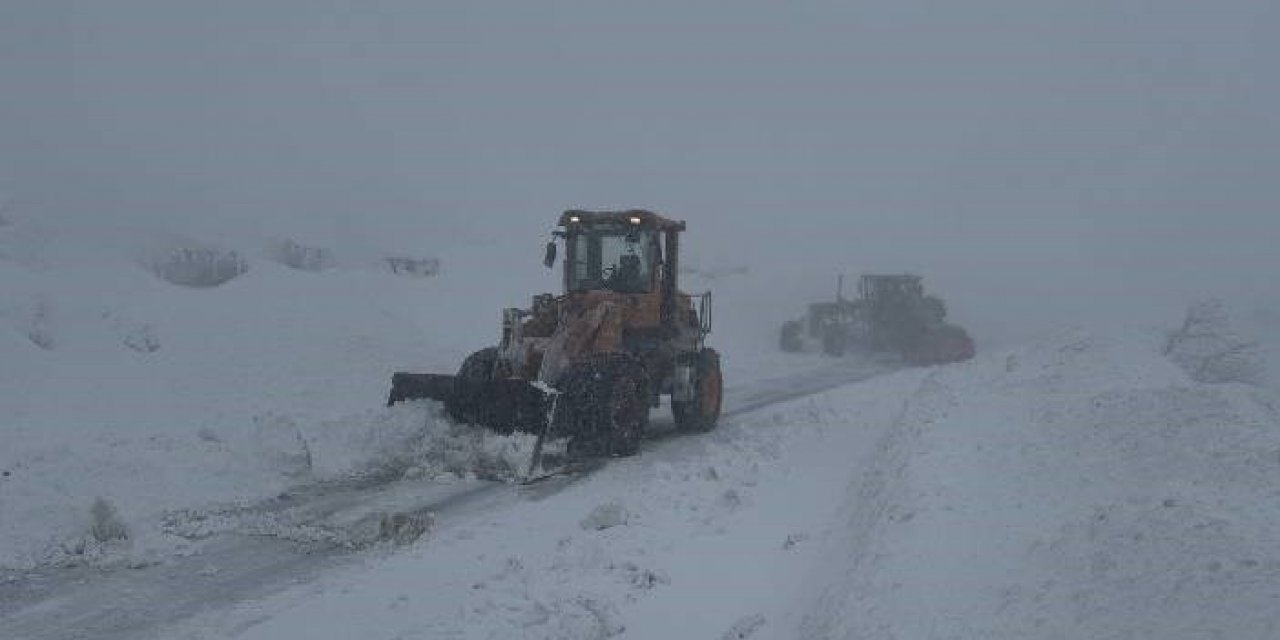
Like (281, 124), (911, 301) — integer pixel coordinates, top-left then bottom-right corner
(795, 329), (1280, 639)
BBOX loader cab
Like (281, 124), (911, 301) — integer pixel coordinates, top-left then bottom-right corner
(553, 210), (689, 329)
(545, 209), (696, 337)
(564, 222), (659, 294)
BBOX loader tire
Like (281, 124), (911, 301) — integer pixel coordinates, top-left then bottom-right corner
(672, 349), (723, 433)
(556, 353), (650, 458)
(445, 347), (500, 428)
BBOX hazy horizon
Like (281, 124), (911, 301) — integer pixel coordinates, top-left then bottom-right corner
(3, 0), (1277, 341)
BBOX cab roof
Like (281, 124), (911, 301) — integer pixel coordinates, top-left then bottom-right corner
(558, 209), (687, 232)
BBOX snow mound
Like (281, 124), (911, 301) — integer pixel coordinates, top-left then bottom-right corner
(795, 329), (1280, 640)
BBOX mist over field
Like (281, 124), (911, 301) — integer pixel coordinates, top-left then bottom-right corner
(4, 1), (1278, 347)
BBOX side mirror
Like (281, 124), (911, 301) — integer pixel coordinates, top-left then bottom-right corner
(543, 241), (557, 269)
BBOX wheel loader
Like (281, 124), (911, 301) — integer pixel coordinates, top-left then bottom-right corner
(388, 210), (722, 464)
(780, 273), (974, 365)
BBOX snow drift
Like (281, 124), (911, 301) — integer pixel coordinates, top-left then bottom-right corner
(794, 329), (1280, 640)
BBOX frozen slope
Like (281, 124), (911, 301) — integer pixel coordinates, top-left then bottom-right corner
(793, 329), (1280, 640)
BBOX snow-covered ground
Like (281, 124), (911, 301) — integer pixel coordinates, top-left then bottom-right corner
(4, 213), (1280, 639)
(794, 330), (1280, 639)
(95, 328), (1279, 640)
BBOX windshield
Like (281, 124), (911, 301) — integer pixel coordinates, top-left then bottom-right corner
(567, 225), (658, 293)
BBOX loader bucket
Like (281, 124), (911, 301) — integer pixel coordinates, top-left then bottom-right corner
(387, 372), (456, 407)
(449, 378), (557, 435)
(388, 372), (556, 435)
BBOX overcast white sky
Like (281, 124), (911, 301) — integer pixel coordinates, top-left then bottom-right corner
(2, 0), (1277, 332)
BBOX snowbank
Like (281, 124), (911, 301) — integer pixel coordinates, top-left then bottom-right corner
(794, 329), (1280, 640)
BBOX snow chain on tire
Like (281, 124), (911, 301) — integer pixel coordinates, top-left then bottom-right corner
(554, 352), (651, 458)
(672, 348), (723, 433)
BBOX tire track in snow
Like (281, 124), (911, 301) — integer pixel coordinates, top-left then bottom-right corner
(796, 370), (958, 640)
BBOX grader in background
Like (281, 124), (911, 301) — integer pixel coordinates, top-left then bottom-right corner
(780, 274), (974, 365)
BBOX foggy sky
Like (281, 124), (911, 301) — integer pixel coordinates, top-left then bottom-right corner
(2, 1), (1277, 335)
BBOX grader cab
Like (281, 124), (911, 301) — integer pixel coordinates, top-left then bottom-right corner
(389, 210), (722, 459)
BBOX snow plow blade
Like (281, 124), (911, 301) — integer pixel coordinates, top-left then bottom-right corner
(386, 372), (456, 407)
(388, 372), (555, 435)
